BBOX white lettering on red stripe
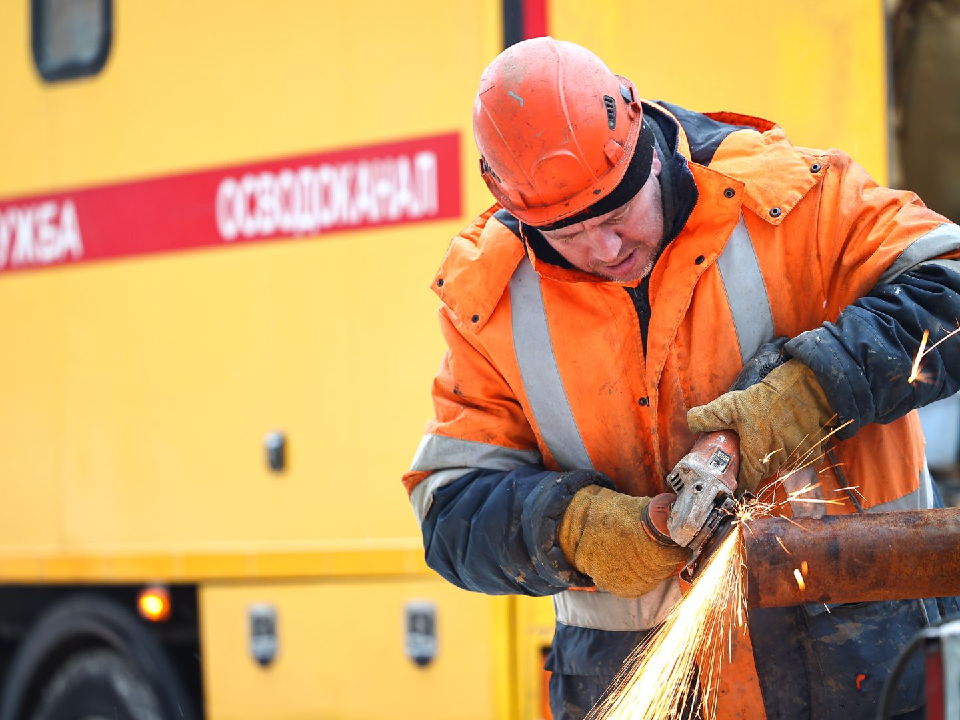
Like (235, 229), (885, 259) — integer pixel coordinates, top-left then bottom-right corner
(0, 133), (459, 274)
(0, 200), (83, 270)
(214, 151), (439, 242)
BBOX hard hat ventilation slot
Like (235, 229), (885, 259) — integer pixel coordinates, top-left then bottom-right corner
(603, 95), (617, 130)
(480, 157), (501, 183)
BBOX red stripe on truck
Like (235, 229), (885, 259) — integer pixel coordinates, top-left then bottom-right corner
(0, 132), (461, 274)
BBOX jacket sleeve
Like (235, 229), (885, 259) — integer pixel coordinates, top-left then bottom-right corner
(782, 151), (960, 438)
(403, 307), (611, 596)
(786, 261), (960, 438)
(421, 466), (611, 594)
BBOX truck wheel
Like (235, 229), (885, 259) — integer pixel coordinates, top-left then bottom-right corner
(0, 594), (196, 720)
(30, 649), (163, 720)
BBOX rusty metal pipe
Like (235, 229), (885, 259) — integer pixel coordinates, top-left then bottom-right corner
(743, 507), (960, 608)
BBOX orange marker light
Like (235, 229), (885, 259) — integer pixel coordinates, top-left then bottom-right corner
(138, 586), (171, 622)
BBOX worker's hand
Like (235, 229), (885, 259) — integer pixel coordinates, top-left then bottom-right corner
(687, 359), (836, 493)
(558, 485), (691, 598)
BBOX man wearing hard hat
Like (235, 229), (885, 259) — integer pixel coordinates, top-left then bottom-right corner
(404, 38), (960, 719)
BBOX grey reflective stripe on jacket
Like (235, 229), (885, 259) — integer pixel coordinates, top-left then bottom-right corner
(553, 578), (683, 631)
(509, 257), (593, 471)
(518, 214), (774, 631)
(877, 223), (960, 285)
(408, 435), (541, 523)
(716, 216), (776, 363)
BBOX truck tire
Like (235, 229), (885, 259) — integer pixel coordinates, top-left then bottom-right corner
(0, 594), (196, 720)
(30, 649), (163, 720)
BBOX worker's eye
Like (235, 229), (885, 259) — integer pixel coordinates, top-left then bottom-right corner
(603, 212), (627, 228)
(608, 196), (636, 224)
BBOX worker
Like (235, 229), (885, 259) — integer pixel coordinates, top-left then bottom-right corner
(402, 37), (960, 719)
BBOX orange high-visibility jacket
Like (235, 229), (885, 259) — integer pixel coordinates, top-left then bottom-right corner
(405, 102), (960, 718)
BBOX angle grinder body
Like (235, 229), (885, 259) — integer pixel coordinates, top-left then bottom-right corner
(641, 430), (742, 580)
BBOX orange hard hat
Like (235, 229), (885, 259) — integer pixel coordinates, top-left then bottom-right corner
(473, 37), (654, 228)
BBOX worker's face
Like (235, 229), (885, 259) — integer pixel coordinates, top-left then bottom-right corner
(540, 153), (664, 283)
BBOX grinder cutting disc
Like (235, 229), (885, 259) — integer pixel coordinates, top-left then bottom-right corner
(679, 494), (745, 582)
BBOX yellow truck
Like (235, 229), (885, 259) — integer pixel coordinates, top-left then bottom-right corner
(0, 1), (935, 718)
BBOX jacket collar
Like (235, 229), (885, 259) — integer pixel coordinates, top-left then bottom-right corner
(697, 110), (827, 225)
(432, 207), (525, 330)
(433, 107), (826, 328)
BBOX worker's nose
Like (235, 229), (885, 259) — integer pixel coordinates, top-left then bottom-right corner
(584, 226), (623, 263)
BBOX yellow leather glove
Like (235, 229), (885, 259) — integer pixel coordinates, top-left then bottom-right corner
(558, 485), (691, 598)
(687, 359), (836, 493)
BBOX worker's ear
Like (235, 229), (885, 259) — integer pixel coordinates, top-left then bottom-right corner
(651, 149), (662, 179)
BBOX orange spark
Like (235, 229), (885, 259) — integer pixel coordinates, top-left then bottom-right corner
(593, 470), (842, 718)
(908, 329), (929, 384)
(908, 324), (960, 384)
(801, 560), (809, 575)
(794, 568), (806, 591)
(760, 448), (782, 465)
(818, 462), (847, 474)
(788, 497), (845, 506)
(924, 324), (960, 353)
(776, 419), (854, 483)
(591, 517), (747, 720)
(784, 481), (840, 506)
